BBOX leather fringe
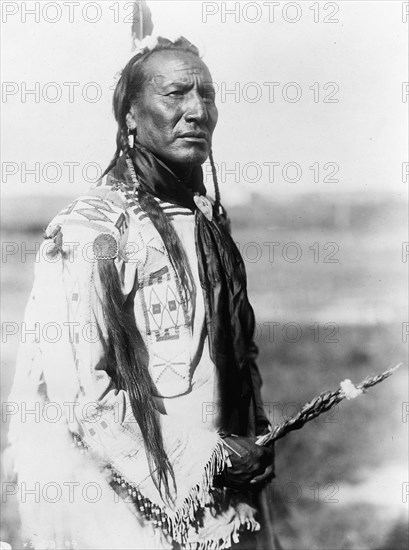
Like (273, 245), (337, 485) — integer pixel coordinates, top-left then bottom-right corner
(72, 434), (258, 549)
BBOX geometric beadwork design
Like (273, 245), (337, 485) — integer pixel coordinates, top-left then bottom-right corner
(147, 284), (182, 334)
(76, 208), (112, 223)
(150, 350), (189, 384)
(70, 281), (81, 316)
(115, 212), (128, 235)
(59, 199), (78, 216)
(81, 198), (115, 212)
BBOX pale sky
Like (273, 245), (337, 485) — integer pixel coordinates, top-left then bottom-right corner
(1, 1), (407, 205)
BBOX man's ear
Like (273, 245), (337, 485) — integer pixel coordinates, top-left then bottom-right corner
(125, 111), (137, 130)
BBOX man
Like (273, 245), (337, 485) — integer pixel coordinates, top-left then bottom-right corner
(7, 36), (275, 549)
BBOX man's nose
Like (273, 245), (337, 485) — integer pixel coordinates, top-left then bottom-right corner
(184, 91), (208, 123)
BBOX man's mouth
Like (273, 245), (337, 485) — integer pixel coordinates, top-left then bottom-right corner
(178, 131), (208, 143)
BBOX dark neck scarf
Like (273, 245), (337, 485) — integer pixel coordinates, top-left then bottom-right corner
(109, 144), (257, 434)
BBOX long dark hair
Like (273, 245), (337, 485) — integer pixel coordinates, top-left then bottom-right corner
(99, 37), (204, 502)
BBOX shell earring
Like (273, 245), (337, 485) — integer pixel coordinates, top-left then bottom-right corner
(127, 128), (135, 149)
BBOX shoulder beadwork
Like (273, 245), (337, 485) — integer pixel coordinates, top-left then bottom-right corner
(43, 185), (131, 262)
(47, 186), (128, 236)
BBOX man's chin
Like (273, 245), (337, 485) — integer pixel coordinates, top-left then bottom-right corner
(167, 149), (209, 168)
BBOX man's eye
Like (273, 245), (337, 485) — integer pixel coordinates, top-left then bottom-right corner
(202, 87), (216, 103)
(202, 93), (215, 104)
(167, 90), (184, 97)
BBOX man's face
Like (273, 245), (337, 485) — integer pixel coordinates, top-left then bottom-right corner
(127, 49), (218, 168)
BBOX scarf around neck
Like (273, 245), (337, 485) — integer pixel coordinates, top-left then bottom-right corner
(109, 144), (257, 434)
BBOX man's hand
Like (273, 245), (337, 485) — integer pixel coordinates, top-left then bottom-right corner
(219, 435), (275, 489)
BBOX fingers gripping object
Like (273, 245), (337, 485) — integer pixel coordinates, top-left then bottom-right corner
(219, 435), (275, 489)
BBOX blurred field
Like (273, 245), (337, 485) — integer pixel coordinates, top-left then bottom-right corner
(1, 193), (408, 549)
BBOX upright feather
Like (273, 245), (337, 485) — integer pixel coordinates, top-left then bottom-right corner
(131, 0), (154, 47)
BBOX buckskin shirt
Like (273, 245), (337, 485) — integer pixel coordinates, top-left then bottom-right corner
(7, 158), (270, 550)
